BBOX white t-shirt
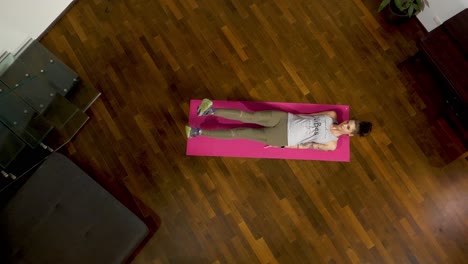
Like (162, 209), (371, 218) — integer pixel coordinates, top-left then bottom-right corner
(287, 114), (338, 146)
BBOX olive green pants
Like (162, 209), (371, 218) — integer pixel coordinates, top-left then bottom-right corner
(202, 109), (288, 146)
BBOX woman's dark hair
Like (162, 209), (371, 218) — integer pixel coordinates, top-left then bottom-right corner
(354, 121), (372, 137)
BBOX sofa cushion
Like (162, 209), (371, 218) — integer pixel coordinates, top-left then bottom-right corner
(0, 153), (148, 264)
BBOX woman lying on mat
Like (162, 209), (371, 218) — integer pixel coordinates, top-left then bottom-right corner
(185, 99), (372, 151)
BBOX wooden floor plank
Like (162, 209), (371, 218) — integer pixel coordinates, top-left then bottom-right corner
(39, 0), (468, 263)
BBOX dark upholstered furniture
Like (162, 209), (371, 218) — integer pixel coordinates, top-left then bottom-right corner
(418, 8), (468, 147)
(0, 153), (149, 264)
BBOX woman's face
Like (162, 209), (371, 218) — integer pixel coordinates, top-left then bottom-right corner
(338, 120), (357, 135)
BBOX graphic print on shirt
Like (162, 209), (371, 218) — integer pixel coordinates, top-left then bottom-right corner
(305, 116), (322, 137)
(287, 114), (338, 146)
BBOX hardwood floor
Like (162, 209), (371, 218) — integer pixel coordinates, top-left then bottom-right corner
(40, 0), (467, 263)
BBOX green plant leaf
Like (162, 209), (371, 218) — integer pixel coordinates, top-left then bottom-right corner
(415, 0), (422, 11)
(378, 0), (391, 12)
(403, 1), (411, 9)
(394, 0), (403, 10)
(408, 5), (415, 16)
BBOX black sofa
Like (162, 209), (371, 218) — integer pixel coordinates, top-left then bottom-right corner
(0, 152), (149, 264)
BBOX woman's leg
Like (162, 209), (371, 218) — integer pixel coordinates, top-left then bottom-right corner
(201, 111), (288, 146)
(214, 109), (286, 127)
(198, 99), (286, 127)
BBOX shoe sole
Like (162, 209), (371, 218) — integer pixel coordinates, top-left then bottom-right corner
(185, 126), (192, 138)
(197, 99), (213, 116)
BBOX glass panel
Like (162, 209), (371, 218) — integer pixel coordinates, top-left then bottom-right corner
(0, 123), (26, 169)
(43, 109), (89, 150)
(17, 40), (79, 95)
(0, 39), (90, 188)
(13, 75), (80, 122)
(4, 145), (50, 178)
(11, 75), (59, 113)
(0, 53), (80, 125)
(0, 78), (8, 95)
(0, 53), (33, 90)
(65, 84), (101, 111)
(0, 91), (53, 147)
(0, 52), (15, 76)
(1, 68), (79, 129)
(41, 94), (80, 128)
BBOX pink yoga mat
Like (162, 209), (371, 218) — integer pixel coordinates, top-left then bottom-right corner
(186, 100), (350, 162)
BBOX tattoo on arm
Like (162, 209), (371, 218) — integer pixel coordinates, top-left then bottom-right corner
(296, 143), (326, 150)
(311, 143), (327, 151)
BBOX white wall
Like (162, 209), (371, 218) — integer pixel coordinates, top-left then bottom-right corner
(0, 0), (74, 54)
(417, 0), (468, 32)
(0, 21), (29, 54)
(1, 0), (467, 52)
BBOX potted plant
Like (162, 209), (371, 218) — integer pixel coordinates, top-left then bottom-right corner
(378, 0), (426, 24)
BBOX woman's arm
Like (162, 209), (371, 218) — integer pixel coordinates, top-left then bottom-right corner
(302, 110), (337, 120)
(285, 141), (337, 151)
